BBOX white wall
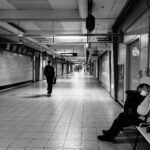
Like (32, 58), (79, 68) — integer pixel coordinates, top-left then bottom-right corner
(100, 52), (110, 91)
(0, 50), (33, 86)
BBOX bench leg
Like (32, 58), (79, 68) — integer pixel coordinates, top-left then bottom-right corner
(133, 132), (140, 150)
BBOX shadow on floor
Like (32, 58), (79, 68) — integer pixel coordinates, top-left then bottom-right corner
(115, 133), (147, 144)
(22, 94), (49, 98)
(114, 137), (136, 143)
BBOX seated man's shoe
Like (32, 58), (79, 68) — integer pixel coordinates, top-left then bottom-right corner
(97, 135), (113, 142)
(102, 130), (109, 135)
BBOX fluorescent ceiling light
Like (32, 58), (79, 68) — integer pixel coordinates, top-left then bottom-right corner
(55, 36), (86, 40)
(60, 53), (77, 57)
(55, 36), (87, 43)
(46, 36), (87, 43)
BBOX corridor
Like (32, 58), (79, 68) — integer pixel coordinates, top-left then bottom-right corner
(0, 71), (148, 150)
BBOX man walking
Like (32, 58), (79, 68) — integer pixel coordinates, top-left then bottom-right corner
(44, 60), (55, 96)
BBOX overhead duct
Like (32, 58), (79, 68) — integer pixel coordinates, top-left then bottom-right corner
(0, 22), (55, 53)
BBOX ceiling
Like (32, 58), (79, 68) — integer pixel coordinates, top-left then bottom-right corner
(0, 0), (128, 63)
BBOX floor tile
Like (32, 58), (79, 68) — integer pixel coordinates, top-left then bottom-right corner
(0, 72), (149, 150)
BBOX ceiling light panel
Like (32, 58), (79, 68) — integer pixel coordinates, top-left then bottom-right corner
(9, 21), (40, 31)
(60, 22), (81, 31)
(48, 0), (77, 9)
(35, 22), (63, 31)
(7, 0), (51, 9)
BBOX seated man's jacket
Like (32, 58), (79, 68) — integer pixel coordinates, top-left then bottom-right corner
(124, 91), (146, 117)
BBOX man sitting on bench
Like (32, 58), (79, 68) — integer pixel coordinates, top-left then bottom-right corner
(97, 83), (150, 142)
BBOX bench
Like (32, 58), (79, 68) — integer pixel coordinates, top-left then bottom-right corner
(134, 123), (150, 150)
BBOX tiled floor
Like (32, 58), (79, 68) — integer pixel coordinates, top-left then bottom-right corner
(0, 71), (149, 150)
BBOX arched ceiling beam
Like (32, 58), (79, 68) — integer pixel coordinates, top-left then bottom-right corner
(0, 9), (82, 21)
(0, 10), (116, 21)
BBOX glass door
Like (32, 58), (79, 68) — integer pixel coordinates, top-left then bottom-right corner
(127, 40), (140, 90)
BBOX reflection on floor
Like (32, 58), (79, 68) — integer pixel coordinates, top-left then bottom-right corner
(0, 71), (149, 150)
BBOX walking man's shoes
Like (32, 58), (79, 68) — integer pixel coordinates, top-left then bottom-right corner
(97, 135), (113, 142)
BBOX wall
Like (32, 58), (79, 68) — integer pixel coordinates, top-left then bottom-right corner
(110, 44), (115, 97)
(117, 10), (150, 103)
(0, 50), (33, 87)
(39, 55), (43, 80)
(63, 64), (67, 74)
(93, 60), (98, 78)
(99, 52), (110, 91)
(68, 64), (71, 72)
(57, 63), (62, 76)
(112, 0), (149, 101)
(117, 44), (126, 103)
(125, 11), (149, 82)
